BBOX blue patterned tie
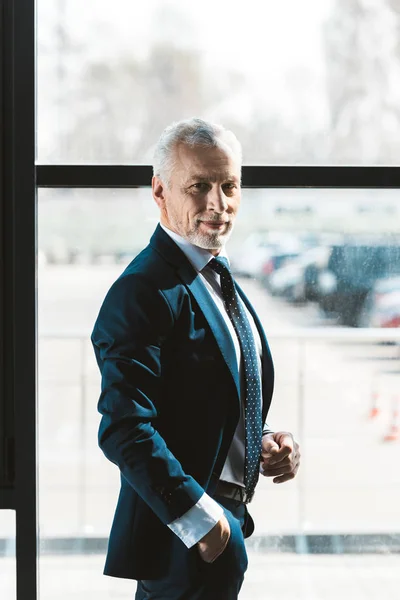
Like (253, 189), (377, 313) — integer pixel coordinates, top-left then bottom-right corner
(208, 256), (262, 498)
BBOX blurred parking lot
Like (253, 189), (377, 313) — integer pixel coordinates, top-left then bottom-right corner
(29, 263), (400, 540)
(1, 259), (400, 599)
(230, 230), (400, 329)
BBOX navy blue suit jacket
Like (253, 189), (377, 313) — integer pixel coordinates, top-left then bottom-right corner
(91, 225), (274, 580)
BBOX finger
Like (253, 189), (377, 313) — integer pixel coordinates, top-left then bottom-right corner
(262, 460), (298, 476)
(275, 434), (295, 452)
(261, 442), (280, 456)
(275, 432), (294, 446)
(261, 455), (292, 471)
(198, 532), (230, 563)
(272, 460), (300, 483)
(264, 446), (292, 465)
(198, 548), (213, 563)
(260, 461), (293, 474)
(199, 542), (226, 563)
(279, 437), (294, 453)
(273, 471), (296, 484)
(261, 463), (295, 477)
(268, 453), (300, 469)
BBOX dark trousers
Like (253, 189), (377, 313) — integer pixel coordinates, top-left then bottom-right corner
(134, 496), (249, 600)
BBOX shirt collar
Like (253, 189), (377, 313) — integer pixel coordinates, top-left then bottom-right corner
(160, 223), (229, 273)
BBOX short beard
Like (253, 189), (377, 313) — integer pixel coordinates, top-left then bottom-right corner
(186, 221), (234, 250)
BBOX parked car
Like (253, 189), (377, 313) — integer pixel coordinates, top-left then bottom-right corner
(267, 246), (330, 302)
(316, 243), (400, 326)
(230, 234), (280, 279)
(360, 276), (400, 328)
(268, 258), (301, 298)
(291, 247), (331, 303)
(268, 248), (328, 302)
(260, 250), (301, 290)
(230, 231), (304, 280)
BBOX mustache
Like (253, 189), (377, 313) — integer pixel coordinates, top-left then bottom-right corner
(197, 215), (231, 224)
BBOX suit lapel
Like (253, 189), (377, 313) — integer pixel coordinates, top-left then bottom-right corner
(150, 225), (275, 416)
(150, 226), (240, 400)
(177, 260), (240, 399)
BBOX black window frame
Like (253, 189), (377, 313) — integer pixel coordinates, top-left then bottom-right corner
(36, 165), (400, 189)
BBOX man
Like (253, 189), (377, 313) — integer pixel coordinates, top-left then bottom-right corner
(91, 117), (300, 599)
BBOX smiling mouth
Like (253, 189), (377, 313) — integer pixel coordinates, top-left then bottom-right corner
(200, 221), (228, 227)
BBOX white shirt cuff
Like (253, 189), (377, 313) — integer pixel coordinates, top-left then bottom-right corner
(263, 423), (274, 435)
(167, 492), (224, 548)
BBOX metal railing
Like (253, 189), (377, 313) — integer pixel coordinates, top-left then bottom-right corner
(5, 327), (399, 554)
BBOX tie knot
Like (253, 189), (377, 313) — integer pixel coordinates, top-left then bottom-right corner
(208, 256), (231, 276)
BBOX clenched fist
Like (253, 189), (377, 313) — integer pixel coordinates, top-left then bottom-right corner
(260, 431), (300, 484)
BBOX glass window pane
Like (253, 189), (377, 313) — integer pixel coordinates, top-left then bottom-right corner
(38, 188), (400, 599)
(0, 511), (16, 600)
(37, 0), (400, 165)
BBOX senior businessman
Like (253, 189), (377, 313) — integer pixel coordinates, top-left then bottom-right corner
(91, 117), (301, 599)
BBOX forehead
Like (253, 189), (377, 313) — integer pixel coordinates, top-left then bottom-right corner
(173, 143), (241, 183)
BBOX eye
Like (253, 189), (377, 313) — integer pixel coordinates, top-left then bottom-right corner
(191, 182), (209, 191)
(223, 182), (237, 193)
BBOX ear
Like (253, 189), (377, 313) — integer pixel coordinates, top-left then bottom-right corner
(152, 176), (167, 210)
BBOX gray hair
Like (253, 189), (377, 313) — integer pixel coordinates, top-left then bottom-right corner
(153, 117), (242, 186)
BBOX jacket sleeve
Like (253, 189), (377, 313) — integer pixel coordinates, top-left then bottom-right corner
(91, 272), (205, 526)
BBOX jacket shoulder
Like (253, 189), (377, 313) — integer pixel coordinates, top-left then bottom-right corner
(92, 242), (191, 345)
(120, 243), (173, 286)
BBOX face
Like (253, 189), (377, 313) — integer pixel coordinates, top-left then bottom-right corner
(152, 142), (241, 255)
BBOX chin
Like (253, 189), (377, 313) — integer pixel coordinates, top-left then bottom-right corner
(188, 230), (231, 250)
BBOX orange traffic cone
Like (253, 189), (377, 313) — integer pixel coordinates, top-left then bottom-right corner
(384, 396), (400, 442)
(368, 390), (380, 419)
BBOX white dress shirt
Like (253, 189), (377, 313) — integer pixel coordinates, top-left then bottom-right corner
(160, 224), (272, 548)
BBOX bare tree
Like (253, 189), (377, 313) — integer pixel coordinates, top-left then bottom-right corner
(324, 0), (400, 164)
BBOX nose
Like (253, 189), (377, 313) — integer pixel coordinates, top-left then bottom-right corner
(207, 185), (228, 213)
